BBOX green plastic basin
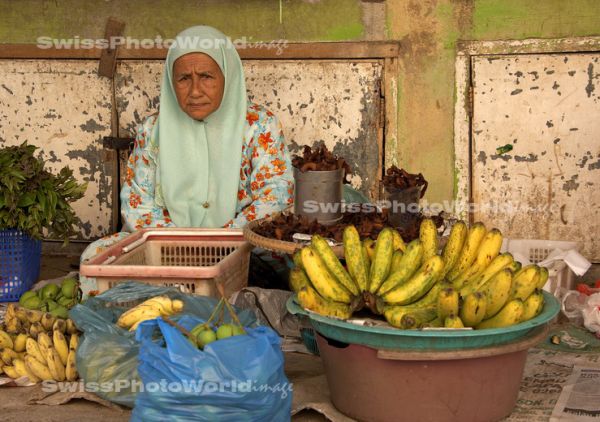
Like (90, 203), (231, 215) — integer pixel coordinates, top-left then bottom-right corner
(287, 291), (559, 351)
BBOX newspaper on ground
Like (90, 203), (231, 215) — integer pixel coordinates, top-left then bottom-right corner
(550, 366), (600, 421)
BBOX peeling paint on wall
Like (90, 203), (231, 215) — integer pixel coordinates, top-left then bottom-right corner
(472, 53), (600, 260)
(115, 59), (383, 198)
(0, 60), (113, 240)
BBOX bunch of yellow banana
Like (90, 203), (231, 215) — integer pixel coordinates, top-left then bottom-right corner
(290, 219), (549, 331)
(0, 304), (81, 383)
(116, 296), (185, 331)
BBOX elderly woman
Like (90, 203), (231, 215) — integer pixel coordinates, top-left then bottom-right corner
(80, 26), (294, 294)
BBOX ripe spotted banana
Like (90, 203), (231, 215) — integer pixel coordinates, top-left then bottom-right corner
(399, 306), (438, 329)
(460, 292), (487, 327)
(0, 330), (13, 349)
(289, 267), (311, 294)
(391, 250), (404, 273)
(444, 314), (465, 328)
(369, 228), (395, 293)
(509, 265), (540, 301)
(453, 229), (504, 291)
(3, 365), (19, 379)
(45, 347), (66, 381)
(53, 330), (69, 366)
(536, 267), (549, 290)
(476, 299), (524, 329)
(292, 250), (304, 270)
(69, 333), (79, 352)
(437, 287), (460, 320)
(1, 348), (18, 366)
(13, 333), (28, 353)
(521, 290), (545, 322)
(419, 218), (439, 261)
(377, 239), (423, 296)
(362, 242), (371, 275)
(301, 246), (353, 303)
(381, 256), (444, 305)
(343, 225), (370, 292)
(297, 285), (353, 319)
(37, 332), (53, 360)
(459, 252), (514, 297)
(363, 238), (376, 262)
(117, 305), (163, 329)
(24, 355), (54, 381)
(26, 337), (47, 365)
(391, 230), (407, 252)
(447, 222), (487, 282)
(383, 303), (436, 329)
(13, 358), (40, 383)
(312, 234), (360, 296)
(65, 348), (78, 381)
(441, 221), (467, 277)
(480, 268), (513, 319)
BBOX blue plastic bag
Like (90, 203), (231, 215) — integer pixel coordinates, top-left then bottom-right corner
(131, 315), (292, 422)
(69, 282), (256, 408)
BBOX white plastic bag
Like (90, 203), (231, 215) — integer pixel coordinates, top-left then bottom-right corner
(562, 290), (600, 337)
(581, 293), (600, 336)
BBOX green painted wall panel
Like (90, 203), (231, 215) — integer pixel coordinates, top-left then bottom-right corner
(0, 0), (364, 43)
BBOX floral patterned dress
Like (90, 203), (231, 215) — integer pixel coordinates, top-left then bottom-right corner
(79, 102), (294, 295)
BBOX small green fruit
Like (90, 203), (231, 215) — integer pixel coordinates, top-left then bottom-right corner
(232, 325), (246, 336)
(19, 291), (37, 306)
(216, 324), (234, 340)
(50, 305), (69, 319)
(22, 296), (42, 310)
(41, 284), (60, 300)
(61, 278), (78, 299)
(196, 329), (217, 349)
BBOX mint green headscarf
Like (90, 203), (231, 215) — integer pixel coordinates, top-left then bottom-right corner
(156, 26), (246, 227)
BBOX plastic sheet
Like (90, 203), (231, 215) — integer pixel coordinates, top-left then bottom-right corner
(69, 282), (256, 408)
(131, 315), (291, 422)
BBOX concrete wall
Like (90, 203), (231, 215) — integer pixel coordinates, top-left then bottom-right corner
(1, 0), (600, 205)
(387, 0), (600, 203)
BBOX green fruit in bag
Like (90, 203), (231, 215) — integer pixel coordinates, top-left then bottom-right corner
(61, 278), (78, 299)
(196, 329), (217, 348)
(232, 325), (246, 336)
(41, 284), (60, 300)
(216, 324), (234, 340)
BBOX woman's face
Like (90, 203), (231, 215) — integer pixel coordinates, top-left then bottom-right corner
(172, 53), (225, 120)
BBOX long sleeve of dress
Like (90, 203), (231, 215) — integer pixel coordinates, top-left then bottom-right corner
(229, 109), (294, 228)
(120, 116), (175, 232)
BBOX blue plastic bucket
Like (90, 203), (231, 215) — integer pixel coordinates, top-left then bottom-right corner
(0, 229), (41, 301)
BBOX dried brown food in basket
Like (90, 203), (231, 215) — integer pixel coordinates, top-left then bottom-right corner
(252, 211), (444, 244)
(292, 144), (352, 182)
(382, 165), (428, 199)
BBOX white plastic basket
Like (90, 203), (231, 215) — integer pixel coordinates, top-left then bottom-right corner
(80, 228), (252, 298)
(501, 238), (578, 297)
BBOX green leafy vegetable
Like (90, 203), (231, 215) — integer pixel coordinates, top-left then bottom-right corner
(0, 142), (87, 243)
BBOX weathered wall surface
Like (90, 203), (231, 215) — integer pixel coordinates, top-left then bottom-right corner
(1, 0), (599, 210)
(387, 0), (600, 204)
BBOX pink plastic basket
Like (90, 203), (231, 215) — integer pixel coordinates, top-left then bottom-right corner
(80, 228), (252, 298)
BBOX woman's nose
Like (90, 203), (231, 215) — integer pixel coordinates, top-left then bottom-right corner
(190, 76), (204, 98)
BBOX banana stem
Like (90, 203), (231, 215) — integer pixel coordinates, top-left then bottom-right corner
(162, 316), (194, 339)
(206, 298), (225, 325)
(221, 296), (246, 332)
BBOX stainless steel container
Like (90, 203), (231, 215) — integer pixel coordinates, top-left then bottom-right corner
(293, 167), (343, 225)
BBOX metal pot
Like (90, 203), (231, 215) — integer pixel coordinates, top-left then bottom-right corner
(293, 167), (343, 226)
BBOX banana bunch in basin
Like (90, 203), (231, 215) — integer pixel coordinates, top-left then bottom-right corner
(290, 219), (548, 330)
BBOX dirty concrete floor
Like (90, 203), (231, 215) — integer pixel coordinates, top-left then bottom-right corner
(1, 352), (328, 422)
